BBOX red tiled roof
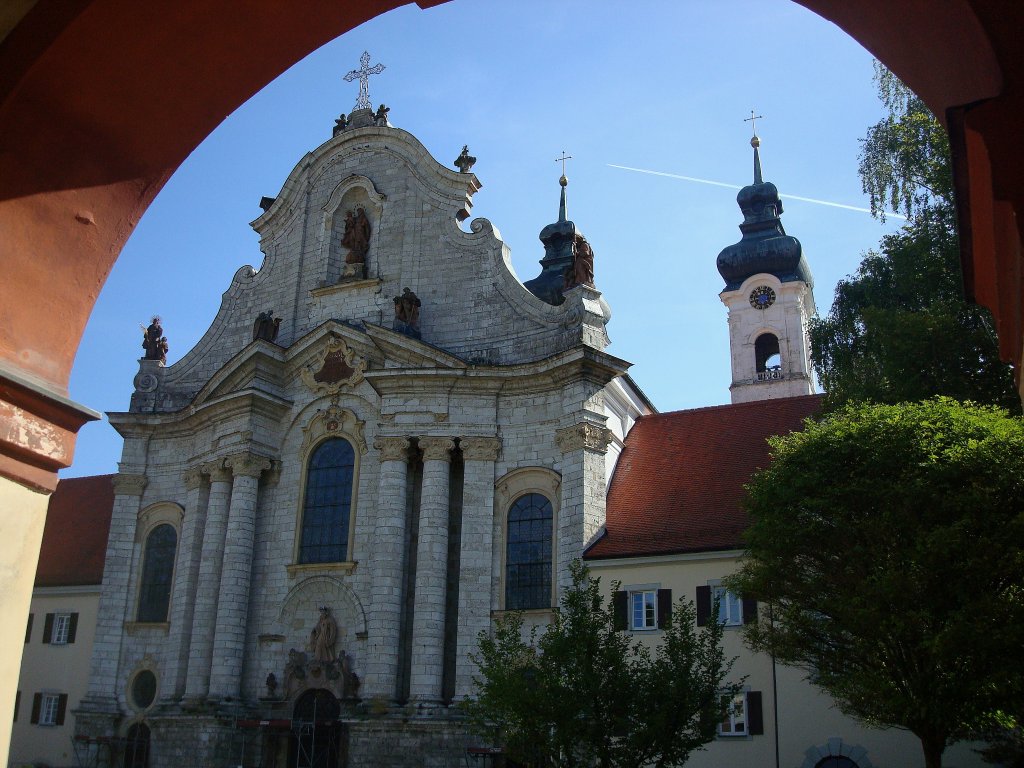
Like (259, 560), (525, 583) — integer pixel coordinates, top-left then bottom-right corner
(585, 395), (822, 560)
(36, 475), (115, 587)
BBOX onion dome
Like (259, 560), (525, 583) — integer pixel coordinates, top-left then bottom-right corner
(716, 135), (813, 291)
(524, 173), (577, 305)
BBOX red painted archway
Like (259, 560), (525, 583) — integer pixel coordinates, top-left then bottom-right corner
(0, 0), (1021, 491)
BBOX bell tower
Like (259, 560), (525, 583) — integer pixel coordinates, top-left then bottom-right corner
(716, 124), (816, 403)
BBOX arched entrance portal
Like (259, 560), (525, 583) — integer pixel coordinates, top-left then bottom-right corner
(290, 689), (344, 768)
(123, 722), (150, 768)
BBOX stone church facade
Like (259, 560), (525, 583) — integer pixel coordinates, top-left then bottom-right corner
(75, 102), (648, 766)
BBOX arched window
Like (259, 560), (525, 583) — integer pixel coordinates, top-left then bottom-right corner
(299, 437), (356, 563)
(137, 524), (176, 622)
(505, 493), (553, 610)
(755, 333), (781, 372)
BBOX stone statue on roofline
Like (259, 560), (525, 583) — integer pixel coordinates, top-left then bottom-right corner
(252, 309), (281, 343)
(393, 287), (421, 339)
(563, 233), (595, 291)
(141, 316), (168, 364)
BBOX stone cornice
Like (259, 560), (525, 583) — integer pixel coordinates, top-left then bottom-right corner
(555, 423), (613, 454)
(418, 436), (455, 462)
(460, 436), (501, 462)
(112, 473), (148, 496)
(374, 436), (410, 463)
(107, 388), (292, 441)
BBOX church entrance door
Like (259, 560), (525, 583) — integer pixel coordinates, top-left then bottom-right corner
(289, 689), (344, 768)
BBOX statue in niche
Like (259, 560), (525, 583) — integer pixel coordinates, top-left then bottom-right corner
(140, 316), (168, 364)
(341, 207), (371, 272)
(252, 309), (281, 343)
(563, 233), (595, 291)
(393, 287), (421, 338)
(309, 606), (338, 663)
(373, 103), (390, 126)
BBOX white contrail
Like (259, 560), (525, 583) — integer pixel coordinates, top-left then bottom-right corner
(607, 163), (906, 220)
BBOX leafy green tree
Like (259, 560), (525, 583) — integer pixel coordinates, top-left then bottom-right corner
(809, 63), (1018, 411)
(727, 398), (1024, 768)
(463, 560), (736, 768)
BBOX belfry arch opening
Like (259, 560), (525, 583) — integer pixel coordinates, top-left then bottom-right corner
(755, 333), (782, 373)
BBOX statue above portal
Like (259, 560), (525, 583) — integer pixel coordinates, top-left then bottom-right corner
(309, 606), (338, 663)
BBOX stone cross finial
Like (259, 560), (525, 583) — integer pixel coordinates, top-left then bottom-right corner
(343, 51), (385, 112)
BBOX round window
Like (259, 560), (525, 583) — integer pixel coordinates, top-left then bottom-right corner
(131, 670), (157, 710)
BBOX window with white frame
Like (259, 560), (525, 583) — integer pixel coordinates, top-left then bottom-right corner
(719, 692), (747, 736)
(714, 586), (744, 626)
(630, 590), (657, 630)
(50, 613), (71, 645)
(32, 692), (66, 726)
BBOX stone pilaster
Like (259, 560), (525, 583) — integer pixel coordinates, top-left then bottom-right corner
(363, 436), (411, 702)
(409, 436), (455, 704)
(454, 436), (500, 700)
(81, 473), (147, 708)
(555, 421), (612, 592)
(162, 466), (207, 701)
(184, 461), (232, 700)
(209, 452), (271, 700)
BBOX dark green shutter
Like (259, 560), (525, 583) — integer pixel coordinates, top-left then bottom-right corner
(24, 614), (32, 644)
(612, 590), (627, 631)
(30, 693), (40, 724)
(56, 694), (68, 725)
(67, 613), (78, 644)
(696, 586), (711, 626)
(656, 589), (672, 628)
(42, 614), (53, 644)
(742, 598), (758, 624)
(747, 691), (763, 735)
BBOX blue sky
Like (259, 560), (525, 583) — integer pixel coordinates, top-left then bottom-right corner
(65, 0), (902, 477)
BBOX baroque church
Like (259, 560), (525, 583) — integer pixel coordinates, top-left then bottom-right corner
(74, 62), (651, 766)
(55, 58), (984, 768)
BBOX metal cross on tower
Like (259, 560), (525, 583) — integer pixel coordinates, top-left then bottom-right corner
(555, 151), (573, 178)
(344, 51), (386, 112)
(744, 109), (764, 138)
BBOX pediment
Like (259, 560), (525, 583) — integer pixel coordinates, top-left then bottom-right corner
(286, 320), (466, 379)
(191, 343), (289, 407)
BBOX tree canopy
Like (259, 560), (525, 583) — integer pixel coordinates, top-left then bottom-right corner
(727, 398), (1024, 768)
(809, 63), (1018, 411)
(463, 560), (735, 768)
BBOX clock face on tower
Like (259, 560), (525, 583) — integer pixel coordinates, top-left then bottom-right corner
(749, 285), (776, 310)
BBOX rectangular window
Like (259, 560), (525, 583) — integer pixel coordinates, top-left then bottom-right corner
(32, 693), (66, 726)
(43, 612), (77, 645)
(51, 614), (71, 645)
(614, 588), (672, 631)
(719, 692), (747, 736)
(630, 590), (657, 630)
(713, 586), (744, 626)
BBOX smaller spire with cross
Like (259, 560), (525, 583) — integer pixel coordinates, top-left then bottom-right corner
(744, 110), (765, 184)
(555, 151), (572, 222)
(344, 51), (386, 112)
